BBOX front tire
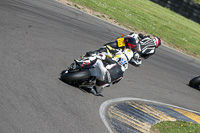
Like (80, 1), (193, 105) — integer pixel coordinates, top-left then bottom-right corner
(189, 76), (200, 89)
(60, 70), (91, 82)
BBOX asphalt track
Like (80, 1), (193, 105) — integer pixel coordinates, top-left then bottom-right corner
(0, 0), (200, 133)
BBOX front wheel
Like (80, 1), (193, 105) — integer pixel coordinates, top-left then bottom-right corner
(189, 76), (200, 89)
(60, 70), (91, 83)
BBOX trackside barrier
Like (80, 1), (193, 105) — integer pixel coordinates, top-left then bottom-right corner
(150, 0), (200, 24)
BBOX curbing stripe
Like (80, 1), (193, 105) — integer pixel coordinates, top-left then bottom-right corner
(109, 106), (150, 132)
(128, 102), (176, 122)
(170, 107), (200, 124)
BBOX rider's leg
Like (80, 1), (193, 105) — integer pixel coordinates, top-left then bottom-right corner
(90, 84), (107, 96)
(90, 71), (110, 95)
(89, 59), (107, 81)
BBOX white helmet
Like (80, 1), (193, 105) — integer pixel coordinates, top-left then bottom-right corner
(123, 49), (133, 62)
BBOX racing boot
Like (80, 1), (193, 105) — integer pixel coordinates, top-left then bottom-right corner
(90, 86), (103, 96)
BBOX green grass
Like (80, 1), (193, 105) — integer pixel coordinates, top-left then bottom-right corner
(150, 121), (200, 133)
(193, 0), (200, 4)
(68, 0), (200, 58)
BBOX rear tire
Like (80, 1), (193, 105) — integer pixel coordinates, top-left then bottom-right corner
(60, 70), (91, 82)
(189, 76), (200, 89)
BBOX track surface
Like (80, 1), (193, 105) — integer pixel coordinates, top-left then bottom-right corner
(0, 0), (200, 133)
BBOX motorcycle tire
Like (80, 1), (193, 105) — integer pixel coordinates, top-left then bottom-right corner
(60, 70), (91, 82)
(189, 76), (200, 89)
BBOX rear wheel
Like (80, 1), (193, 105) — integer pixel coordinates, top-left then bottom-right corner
(60, 70), (91, 83)
(189, 76), (200, 89)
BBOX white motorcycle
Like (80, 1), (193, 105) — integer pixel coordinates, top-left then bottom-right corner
(60, 47), (133, 92)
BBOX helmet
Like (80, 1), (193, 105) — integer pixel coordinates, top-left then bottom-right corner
(154, 37), (161, 48)
(124, 36), (136, 50)
(123, 49), (133, 62)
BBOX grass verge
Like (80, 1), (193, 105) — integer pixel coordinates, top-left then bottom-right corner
(193, 0), (200, 4)
(58, 0), (200, 59)
(150, 121), (200, 133)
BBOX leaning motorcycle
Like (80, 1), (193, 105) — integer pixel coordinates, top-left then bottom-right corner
(60, 48), (132, 89)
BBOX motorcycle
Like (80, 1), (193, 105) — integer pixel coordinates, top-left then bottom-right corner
(103, 36), (141, 65)
(189, 76), (200, 89)
(60, 48), (133, 91)
(104, 33), (161, 61)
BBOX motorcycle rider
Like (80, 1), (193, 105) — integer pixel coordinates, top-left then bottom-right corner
(104, 33), (162, 66)
(87, 46), (133, 96)
(127, 32), (162, 64)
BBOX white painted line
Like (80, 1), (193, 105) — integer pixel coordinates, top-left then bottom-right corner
(99, 97), (200, 133)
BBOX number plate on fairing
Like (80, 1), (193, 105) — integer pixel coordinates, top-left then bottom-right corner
(117, 38), (125, 47)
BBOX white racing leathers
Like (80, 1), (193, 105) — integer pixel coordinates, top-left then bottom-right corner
(127, 33), (157, 65)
